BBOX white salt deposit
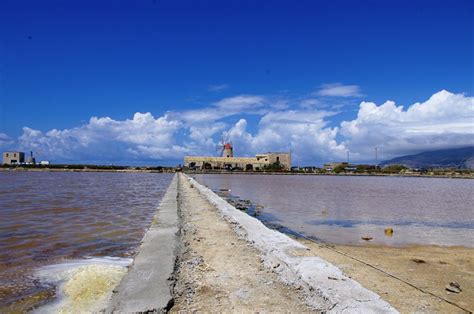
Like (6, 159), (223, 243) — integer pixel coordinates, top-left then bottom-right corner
(34, 256), (132, 313)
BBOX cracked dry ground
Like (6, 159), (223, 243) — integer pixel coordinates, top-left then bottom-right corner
(170, 175), (314, 312)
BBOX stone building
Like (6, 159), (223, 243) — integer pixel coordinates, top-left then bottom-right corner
(184, 151), (291, 171)
(2, 151), (25, 165)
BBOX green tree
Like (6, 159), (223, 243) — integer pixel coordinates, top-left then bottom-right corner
(263, 161), (284, 171)
(333, 165), (346, 173)
(382, 164), (407, 174)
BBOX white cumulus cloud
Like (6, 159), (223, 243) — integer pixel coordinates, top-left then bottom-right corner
(0, 133), (14, 148)
(340, 90), (474, 160)
(223, 110), (347, 164)
(7, 89), (474, 165)
(18, 113), (185, 162)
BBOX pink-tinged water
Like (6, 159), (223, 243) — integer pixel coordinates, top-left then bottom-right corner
(194, 174), (474, 247)
(0, 171), (173, 310)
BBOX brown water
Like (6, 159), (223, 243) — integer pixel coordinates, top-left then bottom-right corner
(194, 174), (474, 247)
(0, 171), (173, 310)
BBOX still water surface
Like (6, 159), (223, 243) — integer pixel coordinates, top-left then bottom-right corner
(0, 171), (172, 310)
(194, 174), (474, 247)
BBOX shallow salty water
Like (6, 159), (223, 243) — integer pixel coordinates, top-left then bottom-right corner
(0, 171), (172, 310)
(194, 174), (474, 247)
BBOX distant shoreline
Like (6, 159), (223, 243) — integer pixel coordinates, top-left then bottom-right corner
(186, 170), (474, 179)
(1, 167), (472, 179)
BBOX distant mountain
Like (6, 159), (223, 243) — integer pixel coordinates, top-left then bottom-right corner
(380, 147), (474, 169)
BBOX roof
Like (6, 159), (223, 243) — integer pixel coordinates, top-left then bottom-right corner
(256, 152), (290, 155)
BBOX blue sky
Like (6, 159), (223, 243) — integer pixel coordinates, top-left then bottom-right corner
(0, 0), (473, 165)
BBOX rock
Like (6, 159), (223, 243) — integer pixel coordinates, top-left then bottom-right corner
(234, 287), (250, 300)
(411, 258), (426, 264)
(384, 227), (394, 237)
(187, 256), (204, 268)
(266, 258), (280, 269)
(445, 282), (462, 293)
(361, 236), (373, 241)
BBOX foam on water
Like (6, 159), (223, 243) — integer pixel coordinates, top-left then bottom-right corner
(34, 256), (133, 313)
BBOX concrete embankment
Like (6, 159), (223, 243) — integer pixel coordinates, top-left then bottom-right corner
(184, 173), (397, 313)
(107, 174), (179, 313)
(107, 173), (397, 312)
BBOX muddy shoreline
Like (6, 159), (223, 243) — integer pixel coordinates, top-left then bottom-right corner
(297, 240), (473, 313)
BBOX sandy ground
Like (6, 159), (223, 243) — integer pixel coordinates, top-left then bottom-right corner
(297, 239), (473, 313)
(171, 175), (314, 312)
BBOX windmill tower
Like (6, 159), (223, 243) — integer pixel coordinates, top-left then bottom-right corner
(223, 143), (233, 158)
(216, 136), (233, 158)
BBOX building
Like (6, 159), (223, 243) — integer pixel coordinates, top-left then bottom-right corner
(2, 151), (25, 165)
(26, 151), (36, 165)
(184, 144), (291, 171)
(222, 143), (233, 158)
(323, 162), (348, 171)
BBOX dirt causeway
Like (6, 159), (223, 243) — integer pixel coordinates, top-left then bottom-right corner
(171, 175), (314, 312)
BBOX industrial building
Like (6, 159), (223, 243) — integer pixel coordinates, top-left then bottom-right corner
(184, 143), (291, 171)
(2, 151), (38, 165)
(2, 151), (25, 165)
